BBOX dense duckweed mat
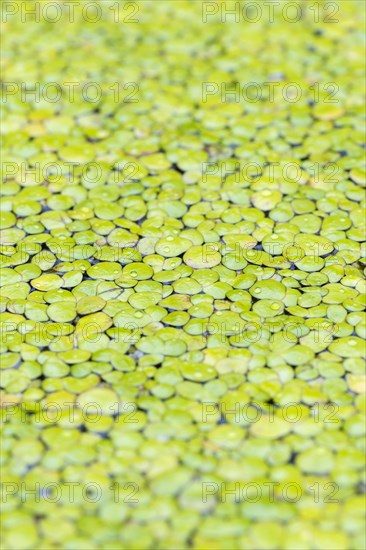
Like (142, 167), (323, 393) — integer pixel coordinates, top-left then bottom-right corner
(1, 1), (366, 549)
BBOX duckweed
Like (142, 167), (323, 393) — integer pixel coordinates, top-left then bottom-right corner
(1, 2), (365, 550)
(183, 245), (221, 269)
